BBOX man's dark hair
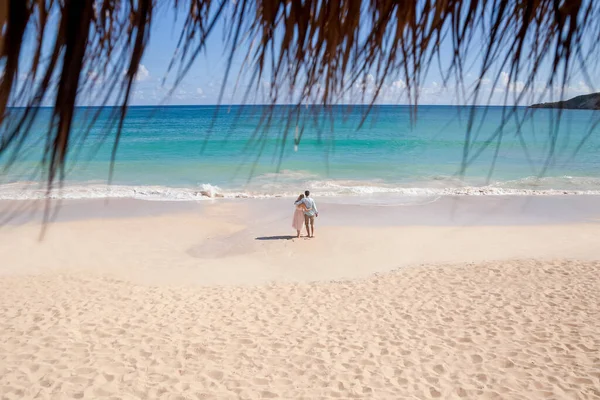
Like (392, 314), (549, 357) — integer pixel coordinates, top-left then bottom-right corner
(305, 190), (310, 197)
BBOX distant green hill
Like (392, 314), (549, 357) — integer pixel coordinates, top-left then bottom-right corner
(530, 93), (600, 110)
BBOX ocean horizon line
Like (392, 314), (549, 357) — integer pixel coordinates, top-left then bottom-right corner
(7, 103), (528, 110)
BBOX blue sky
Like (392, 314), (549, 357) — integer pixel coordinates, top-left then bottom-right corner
(130, 9), (597, 107)
(16, 4), (599, 107)
(129, 7), (254, 106)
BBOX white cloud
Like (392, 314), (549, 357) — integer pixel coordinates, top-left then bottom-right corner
(392, 80), (406, 89)
(500, 71), (525, 93)
(174, 88), (190, 100)
(135, 64), (150, 82)
(196, 87), (204, 95)
(566, 80), (593, 95)
(352, 74), (379, 97)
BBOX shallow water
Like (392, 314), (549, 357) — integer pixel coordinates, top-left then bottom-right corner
(2, 105), (599, 201)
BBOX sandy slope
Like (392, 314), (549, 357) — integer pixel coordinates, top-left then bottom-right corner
(1, 259), (599, 399)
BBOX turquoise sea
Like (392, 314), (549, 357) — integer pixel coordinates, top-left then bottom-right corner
(1, 105), (600, 202)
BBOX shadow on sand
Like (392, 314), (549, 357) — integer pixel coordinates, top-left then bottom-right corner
(255, 235), (297, 241)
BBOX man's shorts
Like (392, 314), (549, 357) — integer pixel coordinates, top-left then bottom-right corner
(304, 214), (315, 224)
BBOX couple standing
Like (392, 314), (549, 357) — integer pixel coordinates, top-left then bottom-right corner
(292, 190), (318, 238)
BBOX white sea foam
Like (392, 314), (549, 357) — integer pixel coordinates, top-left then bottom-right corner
(0, 183), (228, 201)
(2, 176), (600, 202)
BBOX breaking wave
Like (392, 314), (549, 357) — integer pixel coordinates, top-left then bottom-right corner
(2, 175), (600, 201)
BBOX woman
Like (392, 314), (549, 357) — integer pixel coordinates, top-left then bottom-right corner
(292, 194), (308, 238)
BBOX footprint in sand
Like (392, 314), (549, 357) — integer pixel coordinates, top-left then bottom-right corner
(433, 364), (445, 374)
(207, 370), (224, 380)
(471, 354), (483, 363)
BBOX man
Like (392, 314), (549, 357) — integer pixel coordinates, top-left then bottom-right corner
(294, 190), (318, 238)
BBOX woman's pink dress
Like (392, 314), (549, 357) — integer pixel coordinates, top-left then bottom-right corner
(292, 207), (305, 231)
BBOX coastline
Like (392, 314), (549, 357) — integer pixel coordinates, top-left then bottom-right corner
(1, 196), (599, 398)
(2, 195), (600, 285)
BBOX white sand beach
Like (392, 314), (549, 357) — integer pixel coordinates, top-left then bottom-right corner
(1, 196), (599, 399)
